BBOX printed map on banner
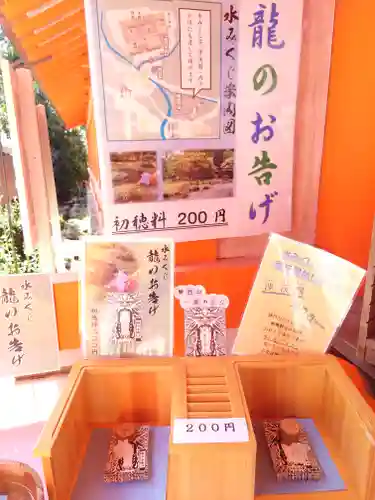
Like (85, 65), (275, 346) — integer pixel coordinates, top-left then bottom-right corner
(99, 1), (221, 141)
(0, 274), (59, 377)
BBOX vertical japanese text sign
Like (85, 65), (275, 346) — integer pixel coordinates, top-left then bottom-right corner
(0, 274), (59, 377)
(235, 1), (303, 232)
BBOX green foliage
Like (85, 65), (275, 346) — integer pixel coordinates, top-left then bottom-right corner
(35, 89), (88, 204)
(0, 27), (20, 138)
(60, 215), (87, 240)
(164, 150), (233, 181)
(0, 199), (40, 274)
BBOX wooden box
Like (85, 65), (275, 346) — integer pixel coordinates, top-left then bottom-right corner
(34, 355), (375, 500)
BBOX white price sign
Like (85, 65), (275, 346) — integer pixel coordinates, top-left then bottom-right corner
(172, 418), (249, 444)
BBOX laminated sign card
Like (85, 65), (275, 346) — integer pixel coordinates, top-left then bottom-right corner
(175, 285), (230, 356)
(82, 237), (174, 356)
(234, 234), (366, 355)
(0, 274), (59, 377)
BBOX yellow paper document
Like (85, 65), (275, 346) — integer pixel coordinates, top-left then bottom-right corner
(234, 234), (366, 355)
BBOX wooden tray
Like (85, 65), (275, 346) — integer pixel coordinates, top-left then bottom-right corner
(34, 355), (375, 500)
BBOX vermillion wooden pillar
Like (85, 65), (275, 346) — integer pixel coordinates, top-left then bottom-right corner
(16, 68), (55, 272)
(2, 58), (55, 272)
(36, 104), (63, 268)
(1, 57), (36, 254)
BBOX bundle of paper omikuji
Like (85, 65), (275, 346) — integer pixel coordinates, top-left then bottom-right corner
(174, 285), (230, 357)
(264, 419), (322, 482)
(104, 423), (150, 483)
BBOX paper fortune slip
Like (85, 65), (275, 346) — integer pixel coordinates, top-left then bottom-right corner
(175, 285), (229, 356)
(104, 425), (150, 483)
(234, 233), (365, 355)
(82, 237), (174, 357)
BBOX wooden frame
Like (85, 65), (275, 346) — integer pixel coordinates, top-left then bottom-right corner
(15, 67), (55, 272)
(218, 0), (336, 259)
(357, 218), (375, 363)
(331, 218), (375, 377)
(36, 104), (62, 261)
(1, 57), (37, 254)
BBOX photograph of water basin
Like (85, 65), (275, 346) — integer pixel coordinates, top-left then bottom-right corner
(162, 149), (234, 201)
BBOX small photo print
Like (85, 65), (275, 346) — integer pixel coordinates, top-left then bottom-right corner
(111, 151), (160, 204)
(162, 149), (234, 201)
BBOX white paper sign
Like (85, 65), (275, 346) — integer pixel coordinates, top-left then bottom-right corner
(0, 274), (59, 377)
(84, 0), (304, 242)
(172, 417), (249, 444)
(179, 8), (212, 96)
(234, 233), (366, 355)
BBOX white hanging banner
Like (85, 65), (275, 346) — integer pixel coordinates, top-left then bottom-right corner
(84, 0), (303, 241)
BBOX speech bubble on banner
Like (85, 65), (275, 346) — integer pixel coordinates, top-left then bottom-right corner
(179, 8), (212, 98)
